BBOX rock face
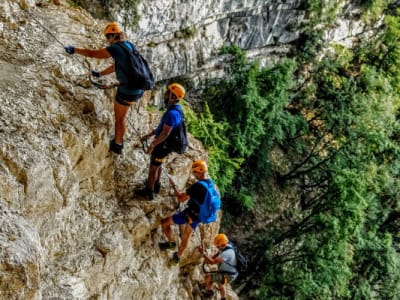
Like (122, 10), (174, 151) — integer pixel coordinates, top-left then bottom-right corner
(0, 0), (365, 299)
(133, 0), (303, 88)
(0, 1), (219, 299)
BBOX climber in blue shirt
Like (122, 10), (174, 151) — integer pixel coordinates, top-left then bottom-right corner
(135, 83), (186, 200)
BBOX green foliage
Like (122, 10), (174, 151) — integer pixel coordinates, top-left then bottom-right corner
(304, 0), (340, 29)
(205, 46), (300, 208)
(359, 8), (400, 94)
(360, 0), (391, 22)
(180, 26), (197, 38)
(250, 4), (400, 300)
(182, 102), (242, 195)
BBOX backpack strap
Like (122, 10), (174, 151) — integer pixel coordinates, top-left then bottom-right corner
(198, 179), (212, 189)
(191, 180), (210, 209)
(220, 244), (238, 274)
(194, 179), (214, 204)
(116, 41), (136, 54)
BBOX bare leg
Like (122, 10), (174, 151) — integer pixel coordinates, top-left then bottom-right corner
(218, 283), (226, 298)
(161, 216), (175, 242)
(205, 274), (212, 290)
(147, 164), (160, 190)
(155, 164), (162, 183)
(177, 224), (193, 257)
(114, 101), (130, 144)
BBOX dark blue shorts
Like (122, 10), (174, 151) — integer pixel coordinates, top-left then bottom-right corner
(150, 143), (174, 166)
(115, 90), (143, 106)
(172, 211), (199, 230)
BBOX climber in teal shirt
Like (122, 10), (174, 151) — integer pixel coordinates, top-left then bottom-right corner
(64, 22), (144, 154)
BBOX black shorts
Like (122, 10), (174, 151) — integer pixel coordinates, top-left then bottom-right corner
(150, 143), (173, 166)
(115, 90), (143, 106)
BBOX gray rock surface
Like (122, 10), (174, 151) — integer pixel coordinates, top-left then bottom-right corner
(0, 0), (369, 299)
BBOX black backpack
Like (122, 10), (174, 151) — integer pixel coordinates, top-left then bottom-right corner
(164, 107), (188, 154)
(116, 42), (154, 91)
(222, 242), (248, 273)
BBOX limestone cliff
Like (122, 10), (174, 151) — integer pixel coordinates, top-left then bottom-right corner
(0, 1), (222, 299)
(0, 0), (367, 299)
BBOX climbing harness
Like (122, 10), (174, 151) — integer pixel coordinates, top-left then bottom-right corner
(202, 261), (219, 274)
(200, 236), (218, 274)
(16, 2), (118, 90)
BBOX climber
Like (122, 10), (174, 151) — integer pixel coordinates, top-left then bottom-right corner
(64, 22), (145, 154)
(158, 160), (213, 265)
(135, 83), (186, 200)
(198, 233), (238, 300)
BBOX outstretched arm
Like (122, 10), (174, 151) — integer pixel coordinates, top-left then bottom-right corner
(197, 246), (224, 265)
(66, 46), (111, 59)
(171, 183), (190, 203)
(75, 47), (111, 58)
(98, 64), (115, 76)
(167, 176), (189, 203)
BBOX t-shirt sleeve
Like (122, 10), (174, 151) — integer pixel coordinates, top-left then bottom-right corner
(220, 249), (234, 262)
(163, 110), (182, 128)
(187, 182), (207, 204)
(105, 44), (118, 59)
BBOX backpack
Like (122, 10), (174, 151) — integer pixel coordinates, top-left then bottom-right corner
(193, 179), (221, 224)
(116, 42), (154, 90)
(222, 242), (248, 273)
(165, 107), (189, 154)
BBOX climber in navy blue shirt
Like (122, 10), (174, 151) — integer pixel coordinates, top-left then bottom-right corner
(64, 22), (144, 154)
(135, 83), (186, 200)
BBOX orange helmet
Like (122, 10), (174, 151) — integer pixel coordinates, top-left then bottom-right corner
(192, 160), (207, 173)
(104, 22), (122, 35)
(168, 83), (185, 100)
(214, 234), (228, 248)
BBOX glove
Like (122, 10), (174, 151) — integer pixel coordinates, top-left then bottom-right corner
(91, 70), (101, 78)
(64, 45), (75, 54)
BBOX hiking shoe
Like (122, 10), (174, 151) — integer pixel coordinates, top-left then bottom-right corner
(135, 186), (154, 200)
(110, 139), (123, 154)
(154, 181), (161, 194)
(159, 241), (176, 251)
(201, 289), (214, 298)
(170, 252), (180, 265)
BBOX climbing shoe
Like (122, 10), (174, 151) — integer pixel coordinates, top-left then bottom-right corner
(159, 241), (176, 251)
(134, 186), (154, 200)
(154, 181), (161, 194)
(109, 139), (123, 154)
(170, 252), (180, 265)
(201, 289), (214, 298)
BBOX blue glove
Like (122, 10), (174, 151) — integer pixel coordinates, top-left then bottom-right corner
(91, 70), (101, 78)
(64, 45), (75, 54)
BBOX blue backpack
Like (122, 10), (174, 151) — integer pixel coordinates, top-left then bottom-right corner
(193, 179), (221, 224)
